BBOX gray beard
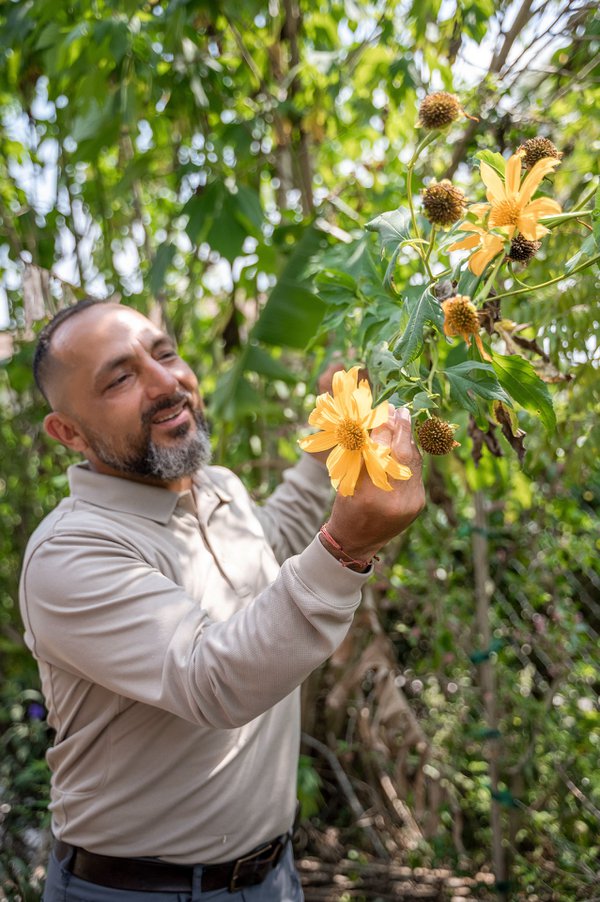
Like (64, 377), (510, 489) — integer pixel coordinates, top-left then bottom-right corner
(85, 402), (212, 481)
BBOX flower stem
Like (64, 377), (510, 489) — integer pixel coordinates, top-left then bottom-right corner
(573, 179), (598, 211)
(476, 253), (505, 304)
(426, 341), (439, 395)
(406, 132), (438, 255)
(491, 253), (600, 302)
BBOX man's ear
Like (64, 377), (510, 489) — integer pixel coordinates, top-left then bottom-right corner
(44, 412), (89, 452)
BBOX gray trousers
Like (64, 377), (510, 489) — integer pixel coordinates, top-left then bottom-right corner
(43, 843), (305, 902)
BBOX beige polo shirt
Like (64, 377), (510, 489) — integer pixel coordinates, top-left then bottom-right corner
(19, 454), (369, 864)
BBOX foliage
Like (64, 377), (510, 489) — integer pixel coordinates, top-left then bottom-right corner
(0, 1), (599, 899)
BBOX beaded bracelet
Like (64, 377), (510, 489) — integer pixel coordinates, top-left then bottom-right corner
(319, 523), (379, 570)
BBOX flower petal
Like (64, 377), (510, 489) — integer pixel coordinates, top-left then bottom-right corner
(480, 162), (506, 204)
(363, 400), (390, 431)
(468, 242), (501, 276)
(518, 156), (560, 205)
(329, 447), (363, 496)
(468, 203), (491, 220)
(505, 153), (522, 195)
(332, 366), (360, 396)
(353, 383), (375, 422)
(386, 457), (412, 481)
(524, 197), (562, 218)
(298, 431), (338, 453)
(448, 233), (481, 252)
(363, 444), (393, 492)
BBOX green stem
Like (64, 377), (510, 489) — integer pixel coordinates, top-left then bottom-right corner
(422, 226), (437, 281)
(405, 132), (438, 253)
(573, 180), (598, 211)
(408, 131), (438, 167)
(476, 253), (505, 304)
(541, 209), (593, 228)
(491, 253), (600, 302)
(406, 164), (420, 244)
(426, 341), (439, 395)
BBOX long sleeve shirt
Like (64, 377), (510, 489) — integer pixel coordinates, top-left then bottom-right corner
(19, 454), (370, 864)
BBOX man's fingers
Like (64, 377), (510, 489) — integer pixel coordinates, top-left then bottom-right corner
(392, 408), (423, 470)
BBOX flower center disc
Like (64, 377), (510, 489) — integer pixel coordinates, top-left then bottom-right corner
(489, 199), (520, 228)
(335, 418), (366, 451)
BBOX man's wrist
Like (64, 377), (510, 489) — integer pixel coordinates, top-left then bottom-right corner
(318, 524), (380, 573)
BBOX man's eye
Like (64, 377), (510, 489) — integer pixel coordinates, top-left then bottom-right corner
(159, 351), (177, 361)
(108, 373), (131, 389)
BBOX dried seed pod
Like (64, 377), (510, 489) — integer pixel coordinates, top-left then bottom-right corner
(422, 180), (466, 227)
(516, 137), (562, 169)
(508, 235), (542, 263)
(416, 417), (460, 455)
(418, 92), (461, 129)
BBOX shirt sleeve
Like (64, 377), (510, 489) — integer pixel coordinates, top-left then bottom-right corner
(20, 529), (367, 731)
(254, 453), (333, 563)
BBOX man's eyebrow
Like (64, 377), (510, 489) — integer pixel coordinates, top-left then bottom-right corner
(93, 335), (176, 386)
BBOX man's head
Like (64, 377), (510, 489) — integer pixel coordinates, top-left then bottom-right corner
(35, 300), (211, 490)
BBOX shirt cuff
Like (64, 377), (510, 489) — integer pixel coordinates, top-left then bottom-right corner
(288, 534), (371, 610)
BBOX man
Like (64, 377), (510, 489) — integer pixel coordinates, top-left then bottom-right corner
(19, 299), (425, 901)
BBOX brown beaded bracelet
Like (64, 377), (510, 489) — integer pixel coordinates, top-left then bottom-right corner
(319, 523), (379, 570)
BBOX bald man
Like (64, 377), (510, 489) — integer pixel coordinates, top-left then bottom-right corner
(20, 299), (424, 901)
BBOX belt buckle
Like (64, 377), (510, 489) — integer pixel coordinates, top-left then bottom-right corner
(228, 839), (284, 893)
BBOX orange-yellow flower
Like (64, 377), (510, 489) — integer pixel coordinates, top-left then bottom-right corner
(448, 223), (505, 276)
(298, 366), (412, 497)
(474, 152), (562, 240)
(441, 295), (491, 361)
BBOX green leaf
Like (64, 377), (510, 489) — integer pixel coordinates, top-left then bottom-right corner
(253, 282), (326, 348)
(456, 264), (482, 297)
(234, 185), (263, 235)
(564, 232), (596, 273)
(148, 243), (176, 296)
(492, 354), (556, 434)
(70, 96), (113, 143)
(444, 361), (511, 414)
(244, 345), (295, 382)
(394, 287), (443, 367)
(365, 207), (412, 254)
(475, 150), (506, 179)
(252, 227), (328, 348)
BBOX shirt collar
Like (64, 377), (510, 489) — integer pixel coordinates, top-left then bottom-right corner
(67, 462), (231, 525)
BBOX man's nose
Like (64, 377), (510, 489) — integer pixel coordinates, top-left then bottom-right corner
(143, 358), (179, 398)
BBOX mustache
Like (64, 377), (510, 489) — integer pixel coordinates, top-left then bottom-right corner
(141, 392), (193, 428)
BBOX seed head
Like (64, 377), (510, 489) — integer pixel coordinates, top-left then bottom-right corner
(441, 295), (480, 337)
(516, 137), (562, 170)
(421, 180), (466, 228)
(417, 417), (460, 455)
(508, 234), (542, 264)
(418, 92), (461, 129)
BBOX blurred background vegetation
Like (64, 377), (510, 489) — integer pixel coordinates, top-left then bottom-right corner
(0, 1), (598, 900)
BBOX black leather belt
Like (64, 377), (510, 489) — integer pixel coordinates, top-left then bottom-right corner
(54, 833), (290, 893)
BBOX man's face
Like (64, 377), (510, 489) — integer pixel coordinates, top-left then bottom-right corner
(46, 304), (210, 487)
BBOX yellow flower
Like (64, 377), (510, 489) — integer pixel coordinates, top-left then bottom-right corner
(298, 366), (412, 497)
(475, 152), (562, 240)
(448, 223), (505, 276)
(441, 295), (491, 361)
